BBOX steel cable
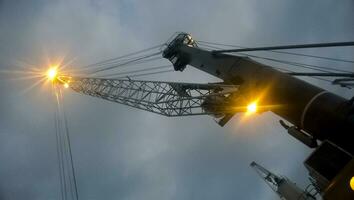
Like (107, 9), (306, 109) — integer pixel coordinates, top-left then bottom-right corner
(98, 64), (172, 78)
(88, 51), (162, 75)
(81, 44), (163, 69)
(198, 43), (333, 83)
(198, 40), (354, 64)
(198, 43), (353, 73)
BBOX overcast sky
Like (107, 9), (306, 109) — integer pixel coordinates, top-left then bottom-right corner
(0, 0), (353, 199)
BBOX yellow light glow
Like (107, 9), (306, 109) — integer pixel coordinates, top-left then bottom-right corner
(246, 102), (257, 114)
(47, 68), (57, 81)
(64, 83), (69, 88)
(350, 176), (354, 191)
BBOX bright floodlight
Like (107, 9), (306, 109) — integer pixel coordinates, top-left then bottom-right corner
(47, 68), (57, 81)
(64, 83), (69, 88)
(246, 102), (257, 114)
(350, 176), (354, 191)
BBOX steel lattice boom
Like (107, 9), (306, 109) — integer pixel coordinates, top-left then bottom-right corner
(59, 77), (239, 117)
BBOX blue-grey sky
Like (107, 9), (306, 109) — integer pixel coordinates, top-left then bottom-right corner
(0, 0), (353, 199)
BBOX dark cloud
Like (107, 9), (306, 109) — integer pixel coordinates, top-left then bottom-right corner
(0, 0), (353, 199)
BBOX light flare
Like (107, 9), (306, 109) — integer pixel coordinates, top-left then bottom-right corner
(246, 102), (258, 114)
(47, 67), (58, 81)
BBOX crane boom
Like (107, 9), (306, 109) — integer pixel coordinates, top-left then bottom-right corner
(59, 76), (239, 117)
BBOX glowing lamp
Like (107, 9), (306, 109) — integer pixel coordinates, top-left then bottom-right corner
(246, 102), (257, 114)
(47, 68), (57, 81)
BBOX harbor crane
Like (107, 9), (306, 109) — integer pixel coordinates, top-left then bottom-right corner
(250, 161), (317, 200)
(51, 33), (353, 199)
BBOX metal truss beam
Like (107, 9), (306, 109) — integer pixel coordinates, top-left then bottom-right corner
(66, 77), (239, 116)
